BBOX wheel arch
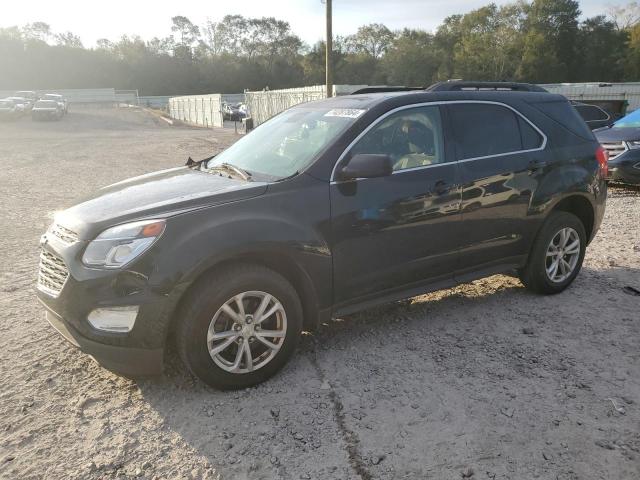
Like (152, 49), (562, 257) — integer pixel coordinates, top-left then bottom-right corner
(164, 250), (324, 346)
(549, 194), (595, 243)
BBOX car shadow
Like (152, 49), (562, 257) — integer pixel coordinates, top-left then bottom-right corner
(136, 264), (640, 478)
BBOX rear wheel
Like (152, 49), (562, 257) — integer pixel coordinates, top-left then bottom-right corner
(175, 264), (302, 389)
(519, 211), (586, 294)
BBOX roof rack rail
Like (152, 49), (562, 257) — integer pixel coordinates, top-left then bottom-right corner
(351, 86), (425, 95)
(426, 81), (548, 93)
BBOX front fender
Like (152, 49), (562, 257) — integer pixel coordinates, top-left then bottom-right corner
(141, 174), (333, 340)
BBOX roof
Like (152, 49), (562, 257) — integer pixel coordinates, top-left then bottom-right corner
(295, 89), (563, 112)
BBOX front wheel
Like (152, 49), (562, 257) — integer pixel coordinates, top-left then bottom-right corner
(175, 264), (302, 389)
(519, 211), (586, 294)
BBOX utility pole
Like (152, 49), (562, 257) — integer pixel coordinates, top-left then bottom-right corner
(325, 0), (333, 98)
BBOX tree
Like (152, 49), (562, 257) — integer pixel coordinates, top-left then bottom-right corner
(1, 6), (639, 95)
(451, 3), (526, 81)
(517, 0), (581, 82)
(625, 23), (640, 78)
(608, 2), (640, 30)
(22, 22), (51, 43)
(96, 38), (114, 50)
(434, 14), (463, 80)
(381, 29), (439, 85)
(577, 16), (627, 81)
(56, 31), (83, 48)
(345, 23), (394, 58)
(171, 15), (200, 53)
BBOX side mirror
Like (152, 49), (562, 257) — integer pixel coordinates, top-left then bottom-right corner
(339, 154), (393, 181)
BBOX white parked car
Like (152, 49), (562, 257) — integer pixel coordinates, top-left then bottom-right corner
(41, 93), (68, 114)
(32, 100), (64, 121)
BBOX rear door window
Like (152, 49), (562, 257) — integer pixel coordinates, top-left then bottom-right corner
(448, 103), (540, 160)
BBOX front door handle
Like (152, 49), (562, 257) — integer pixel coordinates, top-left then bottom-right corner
(527, 159), (547, 171)
(434, 180), (449, 195)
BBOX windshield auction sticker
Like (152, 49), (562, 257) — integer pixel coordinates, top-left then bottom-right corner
(324, 109), (366, 119)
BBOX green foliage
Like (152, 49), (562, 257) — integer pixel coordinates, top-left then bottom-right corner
(0, 3), (639, 95)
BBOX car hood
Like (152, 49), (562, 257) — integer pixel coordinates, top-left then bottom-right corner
(56, 166), (267, 239)
(595, 126), (640, 142)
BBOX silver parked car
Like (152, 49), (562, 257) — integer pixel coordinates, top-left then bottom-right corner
(41, 93), (68, 114)
(32, 100), (64, 121)
(0, 99), (21, 120)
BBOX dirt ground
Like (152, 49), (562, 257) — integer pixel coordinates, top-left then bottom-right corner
(0, 108), (638, 480)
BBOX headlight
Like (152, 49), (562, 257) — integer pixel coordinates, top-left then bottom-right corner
(627, 141), (640, 150)
(82, 219), (165, 268)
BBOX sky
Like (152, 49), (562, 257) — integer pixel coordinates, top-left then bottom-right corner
(0, 0), (615, 47)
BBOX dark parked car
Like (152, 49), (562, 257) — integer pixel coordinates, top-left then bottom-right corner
(595, 108), (640, 184)
(223, 102), (246, 121)
(32, 100), (64, 120)
(571, 101), (616, 130)
(37, 82), (607, 389)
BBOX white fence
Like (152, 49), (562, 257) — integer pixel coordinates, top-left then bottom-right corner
(245, 84), (367, 126)
(541, 83), (640, 112)
(168, 94), (224, 128)
(115, 90), (139, 105)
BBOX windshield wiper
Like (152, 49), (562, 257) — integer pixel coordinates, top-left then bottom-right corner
(205, 162), (253, 181)
(221, 163), (252, 181)
(275, 170), (300, 182)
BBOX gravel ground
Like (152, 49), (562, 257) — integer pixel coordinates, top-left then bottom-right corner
(0, 108), (638, 480)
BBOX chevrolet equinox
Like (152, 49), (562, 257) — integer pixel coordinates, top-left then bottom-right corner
(37, 82), (607, 389)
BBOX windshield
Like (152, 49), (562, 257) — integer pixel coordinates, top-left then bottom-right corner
(613, 109), (640, 129)
(205, 107), (364, 180)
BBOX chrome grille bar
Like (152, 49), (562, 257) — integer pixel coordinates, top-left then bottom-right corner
(37, 250), (69, 297)
(601, 141), (627, 160)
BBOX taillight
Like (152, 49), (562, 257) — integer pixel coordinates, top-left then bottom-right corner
(596, 145), (608, 177)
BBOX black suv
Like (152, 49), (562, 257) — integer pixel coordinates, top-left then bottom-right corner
(37, 82), (607, 389)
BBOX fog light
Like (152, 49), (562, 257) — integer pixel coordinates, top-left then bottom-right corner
(88, 306), (139, 333)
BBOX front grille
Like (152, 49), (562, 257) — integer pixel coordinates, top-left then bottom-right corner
(37, 250), (69, 297)
(49, 223), (78, 244)
(601, 142), (627, 160)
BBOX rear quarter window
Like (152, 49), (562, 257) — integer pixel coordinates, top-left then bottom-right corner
(529, 100), (594, 140)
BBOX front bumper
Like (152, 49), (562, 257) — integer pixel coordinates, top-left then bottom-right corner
(36, 234), (181, 376)
(609, 150), (640, 185)
(32, 110), (60, 119)
(42, 304), (163, 376)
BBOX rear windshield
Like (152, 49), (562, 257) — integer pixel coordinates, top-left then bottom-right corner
(529, 100), (594, 140)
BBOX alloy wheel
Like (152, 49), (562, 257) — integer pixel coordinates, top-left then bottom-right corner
(207, 291), (287, 373)
(545, 227), (580, 283)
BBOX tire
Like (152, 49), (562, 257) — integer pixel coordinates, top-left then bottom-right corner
(519, 211), (586, 294)
(175, 264), (303, 389)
